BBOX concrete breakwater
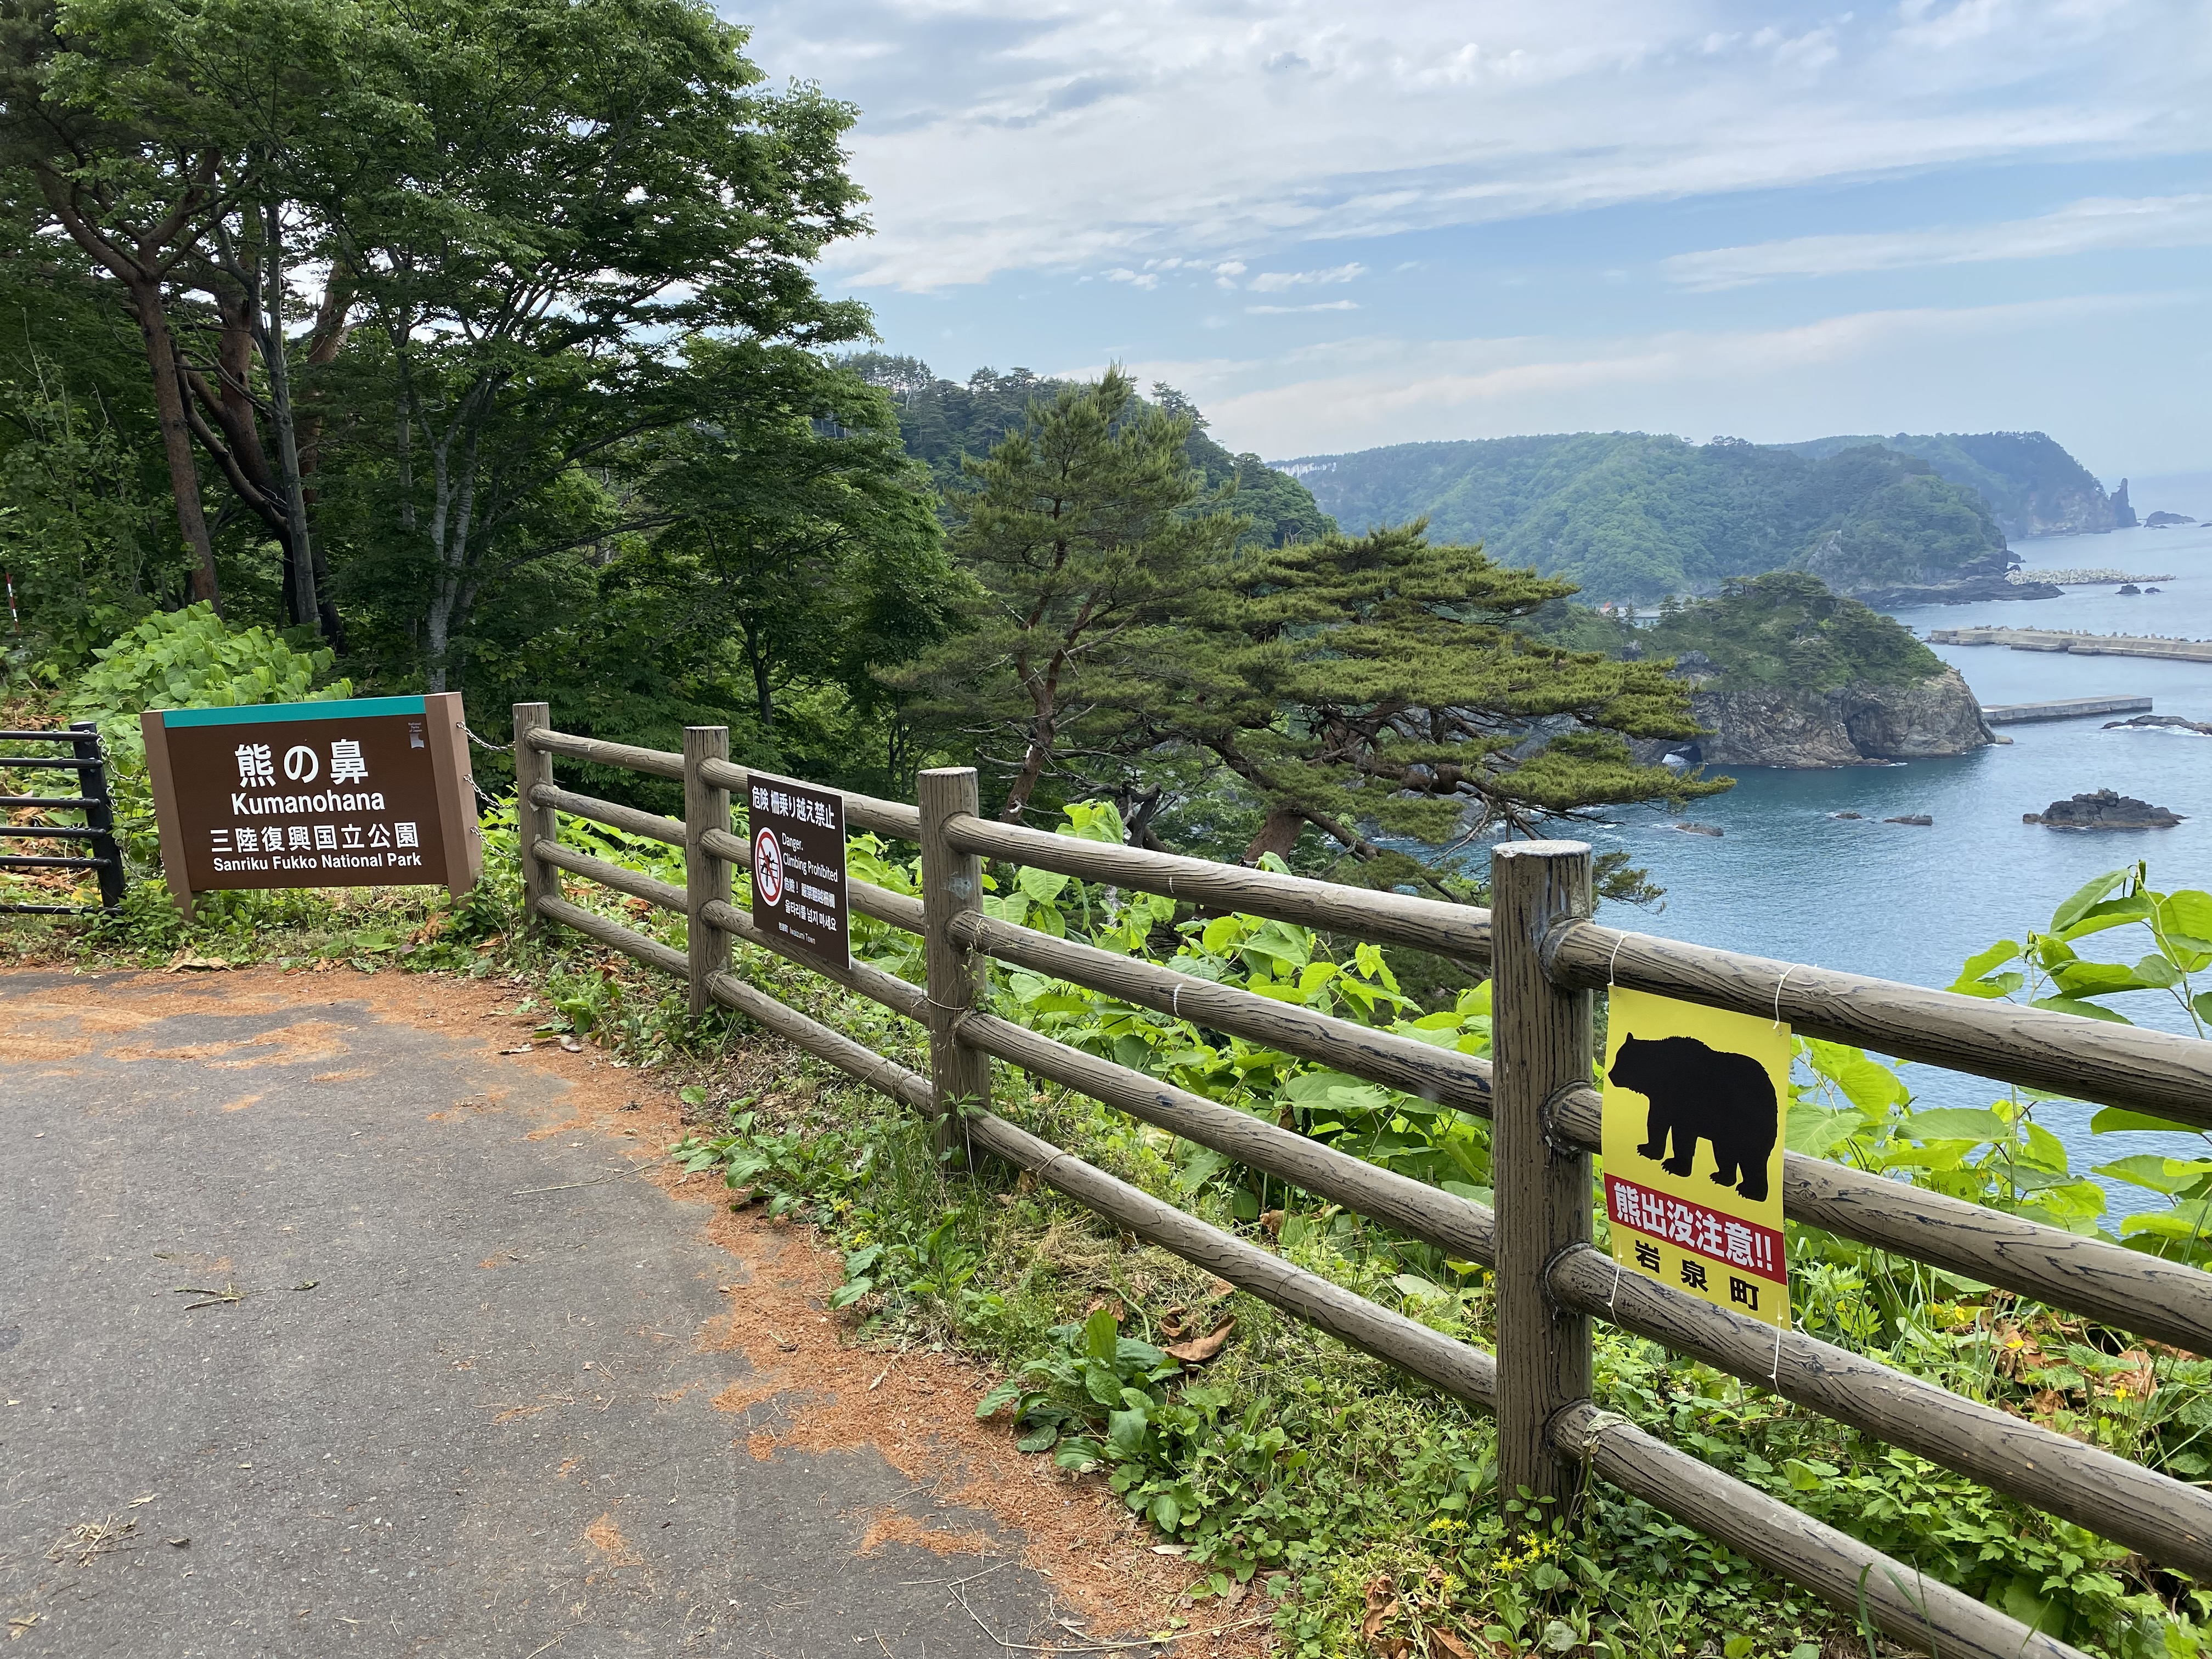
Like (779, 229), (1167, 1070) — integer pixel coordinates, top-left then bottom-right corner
(2004, 569), (2175, 585)
(1982, 696), (2153, 724)
(1928, 626), (2212, 663)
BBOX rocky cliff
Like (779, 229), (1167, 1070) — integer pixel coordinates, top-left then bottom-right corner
(1627, 574), (1997, 767)
(1662, 667), (1993, 768)
(1815, 546), (2061, 608)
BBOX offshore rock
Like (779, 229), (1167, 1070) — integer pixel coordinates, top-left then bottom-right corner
(2104, 714), (2212, 735)
(2024, 789), (2183, 830)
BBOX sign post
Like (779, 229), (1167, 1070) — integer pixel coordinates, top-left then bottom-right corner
(1600, 985), (1792, 1329)
(744, 771), (848, 973)
(143, 692), (481, 913)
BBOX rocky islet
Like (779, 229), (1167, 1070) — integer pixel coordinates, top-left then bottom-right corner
(2023, 789), (2185, 830)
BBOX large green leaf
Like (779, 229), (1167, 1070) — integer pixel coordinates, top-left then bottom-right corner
(1802, 1040), (1909, 1114)
(2158, 890), (2212, 955)
(1898, 1108), (2011, 1144)
(1057, 799), (1127, 844)
(1946, 940), (2022, 996)
(1017, 865), (1071, 902)
(1171, 1144), (1233, 1195)
(2049, 870), (2130, 932)
(2053, 893), (2154, 942)
(1082, 1306), (1120, 1366)
(2090, 1105), (2202, 1135)
(2094, 1155), (2212, 1196)
(2121, 1199), (2212, 1241)
(2049, 960), (2154, 998)
(2016, 1119), (2073, 1175)
(2028, 995), (2134, 1025)
(1785, 1103), (1866, 1160)
(1107, 1407), (1150, 1455)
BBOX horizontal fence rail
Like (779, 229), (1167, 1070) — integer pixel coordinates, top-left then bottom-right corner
(942, 812), (1493, 963)
(0, 723), (123, 915)
(507, 709), (2212, 1659)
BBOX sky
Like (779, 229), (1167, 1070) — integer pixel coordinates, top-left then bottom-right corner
(732, 1), (2212, 479)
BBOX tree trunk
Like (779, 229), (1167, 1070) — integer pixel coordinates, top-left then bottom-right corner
(1242, 806), (1305, 865)
(35, 157), (223, 612)
(294, 268), (352, 647)
(1000, 647), (1066, 822)
(127, 277), (221, 610)
(745, 627), (774, 734)
(261, 206), (320, 635)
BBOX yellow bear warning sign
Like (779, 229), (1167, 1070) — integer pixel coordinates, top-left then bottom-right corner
(1601, 986), (1791, 1330)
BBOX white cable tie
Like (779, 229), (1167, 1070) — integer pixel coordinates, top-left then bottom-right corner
(1605, 929), (1635, 989)
(1608, 1251), (1625, 1317)
(1772, 966), (1794, 1031)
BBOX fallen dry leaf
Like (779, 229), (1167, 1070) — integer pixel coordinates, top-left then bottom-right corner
(1163, 1318), (1236, 1368)
(1360, 1574), (1396, 1644)
(1428, 1630), (1476, 1659)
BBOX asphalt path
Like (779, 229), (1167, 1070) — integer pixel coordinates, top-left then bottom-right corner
(0, 967), (1074, 1657)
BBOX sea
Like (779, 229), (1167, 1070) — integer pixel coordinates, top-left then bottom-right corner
(1558, 494), (2212, 1216)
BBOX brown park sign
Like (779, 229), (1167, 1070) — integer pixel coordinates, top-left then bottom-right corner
(142, 692), (481, 912)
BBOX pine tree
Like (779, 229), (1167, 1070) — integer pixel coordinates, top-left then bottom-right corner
(891, 366), (1245, 821)
(1094, 521), (1723, 882)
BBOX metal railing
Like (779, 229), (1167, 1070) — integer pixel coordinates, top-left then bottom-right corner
(0, 723), (124, 915)
(512, 702), (2212, 1659)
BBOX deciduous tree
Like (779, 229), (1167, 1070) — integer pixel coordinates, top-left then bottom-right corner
(311, 0), (871, 691)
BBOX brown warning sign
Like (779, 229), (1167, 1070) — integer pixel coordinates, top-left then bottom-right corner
(142, 692), (481, 912)
(746, 771), (848, 973)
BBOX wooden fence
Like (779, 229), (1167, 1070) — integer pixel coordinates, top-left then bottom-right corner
(514, 703), (2212, 1659)
(0, 723), (124, 915)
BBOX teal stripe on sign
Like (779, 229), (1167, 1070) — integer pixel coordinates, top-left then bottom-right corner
(162, 695), (427, 727)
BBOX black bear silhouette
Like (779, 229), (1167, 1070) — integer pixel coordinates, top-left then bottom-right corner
(1609, 1034), (1778, 1202)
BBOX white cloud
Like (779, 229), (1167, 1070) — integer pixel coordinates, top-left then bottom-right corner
(735, 0), (2208, 291)
(1247, 299), (1363, 313)
(1084, 293), (2183, 459)
(1248, 262), (1367, 292)
(1663, 194), (2212, 288)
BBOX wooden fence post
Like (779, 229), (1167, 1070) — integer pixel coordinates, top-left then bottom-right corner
(918, 767), (991, 1160)
(1491, 839), (1595, 1521)
(513, 702), (556, 931)
(71, 720), (125, 912)
(684, 726), (731, 1018)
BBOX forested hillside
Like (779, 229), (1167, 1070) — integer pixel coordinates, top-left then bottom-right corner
(1640, 571), (1948, 690)
(1279, 433), (2008, 601)
(846, 354), (1334, 548)
(1777, 431), (2116, 538)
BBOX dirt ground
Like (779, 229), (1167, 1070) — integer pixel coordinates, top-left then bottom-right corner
(0, 964), (1268, 1657)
